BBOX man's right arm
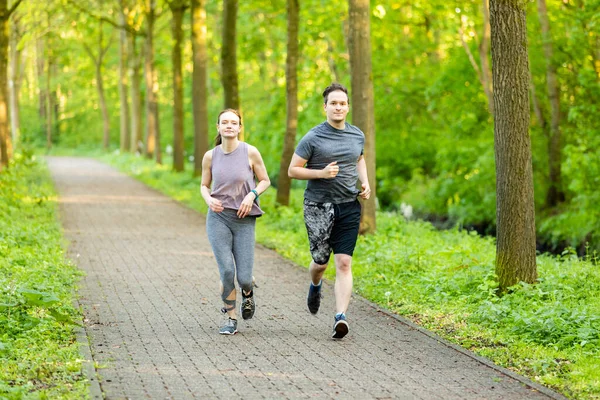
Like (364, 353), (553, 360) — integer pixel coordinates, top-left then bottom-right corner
(288, 153), (339, 180)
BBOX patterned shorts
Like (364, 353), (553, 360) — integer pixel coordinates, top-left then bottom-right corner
(303, 199), (362, 265)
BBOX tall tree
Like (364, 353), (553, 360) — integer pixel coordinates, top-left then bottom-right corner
(537, 0), (564, 208)
(191, 0), (208, 177)
(221, 0), (240, 115)
(129, 31), (144, 153)
(39, 9), (58, 150)
(459, 0), (493, 115)
(490, 0), (537, 291)
(36, 36), (53, 150)
(276, 0), (299, 206)
(35, 37), (46, 123)
(44, 38), (52, 150)
(8, 9), (22, 149)
(82, 21), (112, 150)
(167, 0), (187, 172)
(144, 0), (161, 163)
(326, 37), (341, 83)
(348, 0), (376, 234)
(479, 0), (493, 115)
(118, 0), (131, 152)
(124, 4), (144, 154)
(0, 0), (22, 169)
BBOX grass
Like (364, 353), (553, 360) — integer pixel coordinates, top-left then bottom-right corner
(0, 152), (88, 399)
(99, 151), (600, 399)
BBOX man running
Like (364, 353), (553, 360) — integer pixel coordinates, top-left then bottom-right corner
(288, 83), (371, 339)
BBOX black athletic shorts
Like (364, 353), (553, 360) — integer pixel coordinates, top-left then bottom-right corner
(303, 199), (362, 265)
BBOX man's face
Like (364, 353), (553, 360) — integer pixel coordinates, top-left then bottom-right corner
(324, 90), (349, 124)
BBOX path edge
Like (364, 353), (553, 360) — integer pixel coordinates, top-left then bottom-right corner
(74, 296), (104, 400)
(355, 294), (568, 400)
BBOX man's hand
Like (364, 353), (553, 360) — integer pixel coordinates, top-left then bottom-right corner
(321, 161), (339, 179)
(359, 182), (371, 200)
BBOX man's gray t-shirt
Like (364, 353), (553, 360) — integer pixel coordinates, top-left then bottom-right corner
(294, 121), (364, 204)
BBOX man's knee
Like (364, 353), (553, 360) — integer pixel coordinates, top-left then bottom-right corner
(334, 254), (352, 272)
(311, 260), (328, 273)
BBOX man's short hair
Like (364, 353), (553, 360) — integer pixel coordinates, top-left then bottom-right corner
(323, 83), (349, 104)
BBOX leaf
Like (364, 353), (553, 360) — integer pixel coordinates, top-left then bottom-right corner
(48, 309), (82, 326)
(0, 302), (18, 310)
(18, 288), (60, 307)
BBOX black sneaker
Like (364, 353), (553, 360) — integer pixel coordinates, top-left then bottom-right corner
(241, 290), (255, 320)
(307, 282), (322, 314)
(332, 313), (349, 339)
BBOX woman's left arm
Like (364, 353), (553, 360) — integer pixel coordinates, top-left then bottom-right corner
(237, 145), (271, 218)
(249, 145), (271, 195)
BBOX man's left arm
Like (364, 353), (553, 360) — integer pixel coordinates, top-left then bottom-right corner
(357, 155), (371, 200)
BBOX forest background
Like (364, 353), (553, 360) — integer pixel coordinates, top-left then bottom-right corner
(1, 0), (600, 397)
(11, 0), (600, 255)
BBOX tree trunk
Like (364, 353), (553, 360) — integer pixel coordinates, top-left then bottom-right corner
(45, 50), (52, 149)
(459, 4), (493, 116)
(326, 37), (340, 83)
(348, 0), (376, 234)
(144, 0), (160, 163)
(51, 62), (59, 139)
(490, 0), (537, 292)
(8, 12), (21, 149)
(0, 0), (10, 168)
(479, 0), (494, 115)
(529, 64), (546, 131)
(96, 61), (110, 149)
(170, 1), (185, 172)
(36, 38), (46, 123)
(129, 32), (143, 153)
(537, 0), (564, 208)
(268, 35), (279, 89)
(221, 0), (240, 113)
(118, 0), (131, 152)
(276, 0), (299, 206)
(191, 0), (209, 177)
(83, 23), (111, 150)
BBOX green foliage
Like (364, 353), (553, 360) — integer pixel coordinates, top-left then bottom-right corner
(103, 154), (600, 398)
(18, 0), (600, 251)
(0, 153), (87, 399)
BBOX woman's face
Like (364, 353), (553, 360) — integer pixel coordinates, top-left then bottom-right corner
(217, 111), (241, 139)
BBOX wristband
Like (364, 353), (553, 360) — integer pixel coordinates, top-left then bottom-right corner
(251, 189), (259, 199)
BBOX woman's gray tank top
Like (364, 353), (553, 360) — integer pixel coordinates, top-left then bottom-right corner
(210, 142), (263, 216)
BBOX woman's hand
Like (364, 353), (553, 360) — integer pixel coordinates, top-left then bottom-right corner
(208, 197), (224, 213)
(237, 192), (256, 218)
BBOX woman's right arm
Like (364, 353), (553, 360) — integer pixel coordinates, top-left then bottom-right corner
(201, 150), (224, 212)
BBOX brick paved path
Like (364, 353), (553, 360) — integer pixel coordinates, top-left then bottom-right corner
(47, 157), (565, 400)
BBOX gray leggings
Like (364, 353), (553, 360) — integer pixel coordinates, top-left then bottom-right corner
(206, 209), (256, 305)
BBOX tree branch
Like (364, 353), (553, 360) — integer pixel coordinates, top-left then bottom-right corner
(459, 27), (484, 88)
(7, 0), (23, 18)
(64, 0), (144, 37)
(82, 42), (96, 62)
